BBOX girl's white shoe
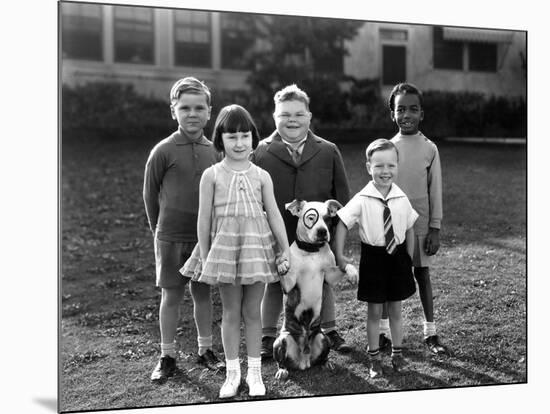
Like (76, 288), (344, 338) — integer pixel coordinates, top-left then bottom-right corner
(219, 370), (241, 399)
(246, 369), (266, 396)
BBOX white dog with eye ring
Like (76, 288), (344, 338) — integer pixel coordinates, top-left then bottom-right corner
(273, 199), (358, 380)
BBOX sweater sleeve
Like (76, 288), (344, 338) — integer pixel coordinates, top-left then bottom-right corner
(143, 146), (164, 233)
(427, 144), (443, 229)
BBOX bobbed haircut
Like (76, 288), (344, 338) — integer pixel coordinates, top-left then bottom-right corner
(387, 82), (423, 111)
(365, 138), (399, 162)
(170, 76), (211, 106)
(212, 104), (261, 152)
(273, 84), (310, 110)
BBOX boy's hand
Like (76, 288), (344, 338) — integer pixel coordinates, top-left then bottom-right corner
(344, 264), (359, 285)
(425, 228), (440, 255)
(336, 254), (358, 284)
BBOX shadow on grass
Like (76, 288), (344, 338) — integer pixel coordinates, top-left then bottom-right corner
(484, 238), (526, 255)
(268, 363), (385, 397)
(405, 349), (525, 385)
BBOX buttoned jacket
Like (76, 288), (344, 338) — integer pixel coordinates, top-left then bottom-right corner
(251, 130), (350, 243)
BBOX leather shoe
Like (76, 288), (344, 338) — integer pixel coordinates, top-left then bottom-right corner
(219, 371), (241, 399)
(151, 355), (177, 383)
(246, 369), (266, 397)
(425, 335), (448, 355)
(391, 354), (406, 372)
(260, 336), (275, 360)
(379, 333), (392, 351)
(197, 349), (226, 371)
(326, 330), (352, 353)
(369, 358), (383, 378)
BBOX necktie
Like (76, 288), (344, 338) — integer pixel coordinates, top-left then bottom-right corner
(285, 140), (305, 164)
(291, 147), (301, 164)
(381, 199), (397, 254)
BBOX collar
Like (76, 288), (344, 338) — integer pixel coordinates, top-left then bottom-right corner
(392, 131), (426, 142)
(265, 130), (320, 145)
(173, 127), (211, 146)
(295, 239), (325, 252)
(281, 136), (308, 151)
(358, 181), (407, 201)
(264, 130), (321, 167)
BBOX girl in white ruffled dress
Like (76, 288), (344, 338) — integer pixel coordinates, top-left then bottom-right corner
(181, 104), (289, 398)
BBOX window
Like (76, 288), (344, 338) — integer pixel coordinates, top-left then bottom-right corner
(433, 26), (463, 70)
(61, 2), (102, 60)
(220, 13), (255, 69)
(174, 10), (211, 67)
(469, 42), (497, 72)
(433, 26), (498, 73)
(114, 6), (154, 64)
(380, 28), (408, 41)
(382, 45), (406, 85)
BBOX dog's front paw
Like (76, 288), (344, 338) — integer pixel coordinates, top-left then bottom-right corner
(275, 368), (289, 381)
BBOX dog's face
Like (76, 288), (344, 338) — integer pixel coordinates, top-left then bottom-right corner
(286, 199), (343, 244)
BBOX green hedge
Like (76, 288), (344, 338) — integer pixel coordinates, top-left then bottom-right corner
(62, 82), (173, 141)
(61, 82), (526, 142)
(421, 91), (526, 139)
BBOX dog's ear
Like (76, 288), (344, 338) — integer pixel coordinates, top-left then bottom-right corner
(325, 200), (343, 217)
(285, 199), (306, 217)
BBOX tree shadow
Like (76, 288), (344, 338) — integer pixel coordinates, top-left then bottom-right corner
(404, 349), (525, 385)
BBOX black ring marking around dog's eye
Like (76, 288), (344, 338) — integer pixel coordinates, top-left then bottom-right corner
(302, 208), (319, 229)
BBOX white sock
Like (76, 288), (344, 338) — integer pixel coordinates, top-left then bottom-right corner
(247, 356), (263, 383)
(197, 335), (213, 356)
(379, 318), (391, 339)
(247, 357), (262, 374)
(423, 321), (437, 339)
(247, 356), (262, 369)
(225, 358), (241, 375)
(160, 342), (177, 358)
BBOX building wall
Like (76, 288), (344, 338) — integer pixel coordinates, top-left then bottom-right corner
(344, 22), (526, 99)
(61, 6), (249, 100)
(62, 4), (526, 101)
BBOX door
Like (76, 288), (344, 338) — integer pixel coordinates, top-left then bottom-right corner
(382, 45), (406, 85)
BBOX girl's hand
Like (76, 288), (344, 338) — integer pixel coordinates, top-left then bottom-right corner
(336, 254), (350, 272)
(276, 254), (290, 276)
(194, 257), (205, 279)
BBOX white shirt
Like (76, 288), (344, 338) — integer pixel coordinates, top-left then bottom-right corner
(337, 181), (418, 246)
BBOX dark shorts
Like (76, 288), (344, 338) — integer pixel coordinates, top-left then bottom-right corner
(357, 242), (416, 303)
(154, 238), (195, 288)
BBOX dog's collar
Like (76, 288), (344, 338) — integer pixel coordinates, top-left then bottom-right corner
(295, 239), (325, 252)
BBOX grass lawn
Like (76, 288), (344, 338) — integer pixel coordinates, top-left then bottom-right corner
(60, 136), (526, 412)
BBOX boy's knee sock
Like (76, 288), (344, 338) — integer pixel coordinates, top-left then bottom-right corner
(391, 346), (403, 358)
(379, 318), (391, 339)
(198, 335), (213, 356)
(367, 348), (380, 360)
(423, 321), (437, 339)
(321, 320), (336, 334)
(161, 341), (177, 359)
